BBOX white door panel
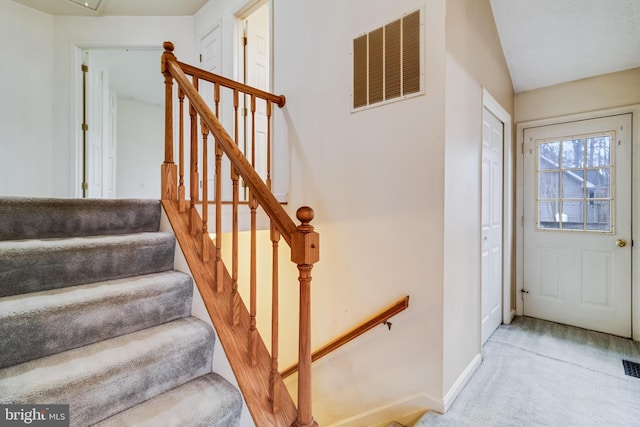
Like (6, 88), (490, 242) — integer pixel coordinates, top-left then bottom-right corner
(84, 51), (109, 199)
(523, 114), (632, 337)
(481, 107), (503, 344)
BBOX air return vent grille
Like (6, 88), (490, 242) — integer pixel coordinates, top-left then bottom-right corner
(352, 9), (423, 111)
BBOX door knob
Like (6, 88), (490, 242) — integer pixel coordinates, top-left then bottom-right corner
(616, 239), (627, 247)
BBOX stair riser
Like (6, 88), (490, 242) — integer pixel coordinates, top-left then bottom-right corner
(0, 319), (215, 427)
(0, 273), (193, 369)
(0, 198), (161, 241)
(0, 234), (176, 297)
(94, 373), (242, 427)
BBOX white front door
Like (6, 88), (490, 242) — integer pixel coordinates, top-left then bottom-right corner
(481, 107), (504, 344)
(523, 114), (632, 337)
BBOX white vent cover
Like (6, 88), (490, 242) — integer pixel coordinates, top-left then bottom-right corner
(352, 9), (423, 111)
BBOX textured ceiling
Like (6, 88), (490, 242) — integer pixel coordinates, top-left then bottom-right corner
(490, 0), (640, 92)
(12, 0), (208, 16)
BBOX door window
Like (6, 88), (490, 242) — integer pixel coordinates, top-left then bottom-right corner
(536, 132), (614, 232)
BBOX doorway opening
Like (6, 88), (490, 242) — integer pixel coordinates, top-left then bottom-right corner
(516, 105), (640, 341)
(75, 47), (163, 199)
(521, 113), (632, 337)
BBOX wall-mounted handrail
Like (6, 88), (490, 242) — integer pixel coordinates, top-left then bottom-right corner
(281, 296), (410, 379)
(161, 41), (319, 427)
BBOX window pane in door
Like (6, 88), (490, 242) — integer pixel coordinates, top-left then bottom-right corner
(561, 139), (584, 168)
(539, 172), (559, 199)
(587, 201), (611, 231)
(539, 141), (560, 169)
(563, 200), (584, 230)
(586, 136), (611, 167)
(539, 201), (560, 229)
(562, 170), (584, 198)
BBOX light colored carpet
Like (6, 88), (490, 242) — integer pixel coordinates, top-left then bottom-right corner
(416, 316), (640, 426)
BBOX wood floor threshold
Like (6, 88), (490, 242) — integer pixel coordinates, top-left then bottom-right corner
(162, 200), (297, 426)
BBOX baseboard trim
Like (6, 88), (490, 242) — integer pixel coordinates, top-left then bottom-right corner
(443, 353), (482, 412)
(326, 392), (441, 427)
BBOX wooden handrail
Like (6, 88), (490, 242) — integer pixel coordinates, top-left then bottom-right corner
(177, 60), (286, 108)
(164, 50), (296, 245)
(161, 41), (319, 427)
(281, 296), (410, 379)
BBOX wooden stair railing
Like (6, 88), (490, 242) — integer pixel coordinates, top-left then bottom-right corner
(281, 296), (409, 379)
(160, 41), (319, 427)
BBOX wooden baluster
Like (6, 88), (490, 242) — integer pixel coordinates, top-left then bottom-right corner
(201, 121), (209, 262)
(189, 78), (199, 235)
(269, 222), (281, 413)
(291, 207), (320, 427)
(212, 83), (223, 291)
(161, 42), (177, 201)
(178, 88), (186, 212)
(231, 89), (241, 325)
(249, 191), (258, 366)
(251, 94), (256, 168)
(266, 100), (272, 191)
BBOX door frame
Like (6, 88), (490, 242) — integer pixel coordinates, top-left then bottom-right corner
(482, 89), (514, 327)
(516, 104), (640, 340)
(71, 43), (162, 198)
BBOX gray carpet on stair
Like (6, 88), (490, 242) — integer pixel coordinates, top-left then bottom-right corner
(415, 316), (640, 426)
(0, 198), (161, 240)
(0, 271), (193, 369)
(0, 232), (176, 297)
(0, 318), (215, 427)
(94, 373), (242, 427)
(0, 197), (243, 426)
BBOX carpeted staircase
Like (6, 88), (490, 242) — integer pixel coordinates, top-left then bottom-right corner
(0, 197), (242, 426)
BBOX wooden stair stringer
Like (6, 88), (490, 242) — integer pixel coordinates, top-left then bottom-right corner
(162, 200), (297, 427)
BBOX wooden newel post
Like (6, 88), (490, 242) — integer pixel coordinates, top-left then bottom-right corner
(291, 206), (319, 427)
(161, 41), (177, 201)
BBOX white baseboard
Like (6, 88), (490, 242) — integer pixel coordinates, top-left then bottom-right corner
(326, 392), (440, 427)
(442, 353), (482, 412)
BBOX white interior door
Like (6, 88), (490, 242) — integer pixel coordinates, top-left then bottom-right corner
(244, 2), (269, 182)
(523, 114), (632, 337)
(201, 22), (222, 74)
(84, 51), (110, 199)
(481, 107), (504, 344)
(200, 22), (222, 201)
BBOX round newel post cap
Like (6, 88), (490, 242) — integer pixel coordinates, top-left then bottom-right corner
(163, 41), (175, 52)
(296, 206), (314, 226)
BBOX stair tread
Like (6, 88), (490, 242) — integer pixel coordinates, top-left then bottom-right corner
(94, 373), (242, 427)
(0, 271), (193, 368)
(0, 230), (174, 250)
(0, 318), (215, 425)
(0, 197), (161, 241)
(0, 232), (176, 297)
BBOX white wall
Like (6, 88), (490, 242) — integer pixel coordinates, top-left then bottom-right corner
(200, 0), (448, 424)
(115, 97), (164, 198)
(198, 0), (448, 423)
(52, 15), (196, 197)
(0, 1), (53, 197)
(442, 0), (513, 403)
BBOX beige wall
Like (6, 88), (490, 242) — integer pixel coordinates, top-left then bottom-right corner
(442, 0), (514, 398)
(516, 68), (640, 123)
